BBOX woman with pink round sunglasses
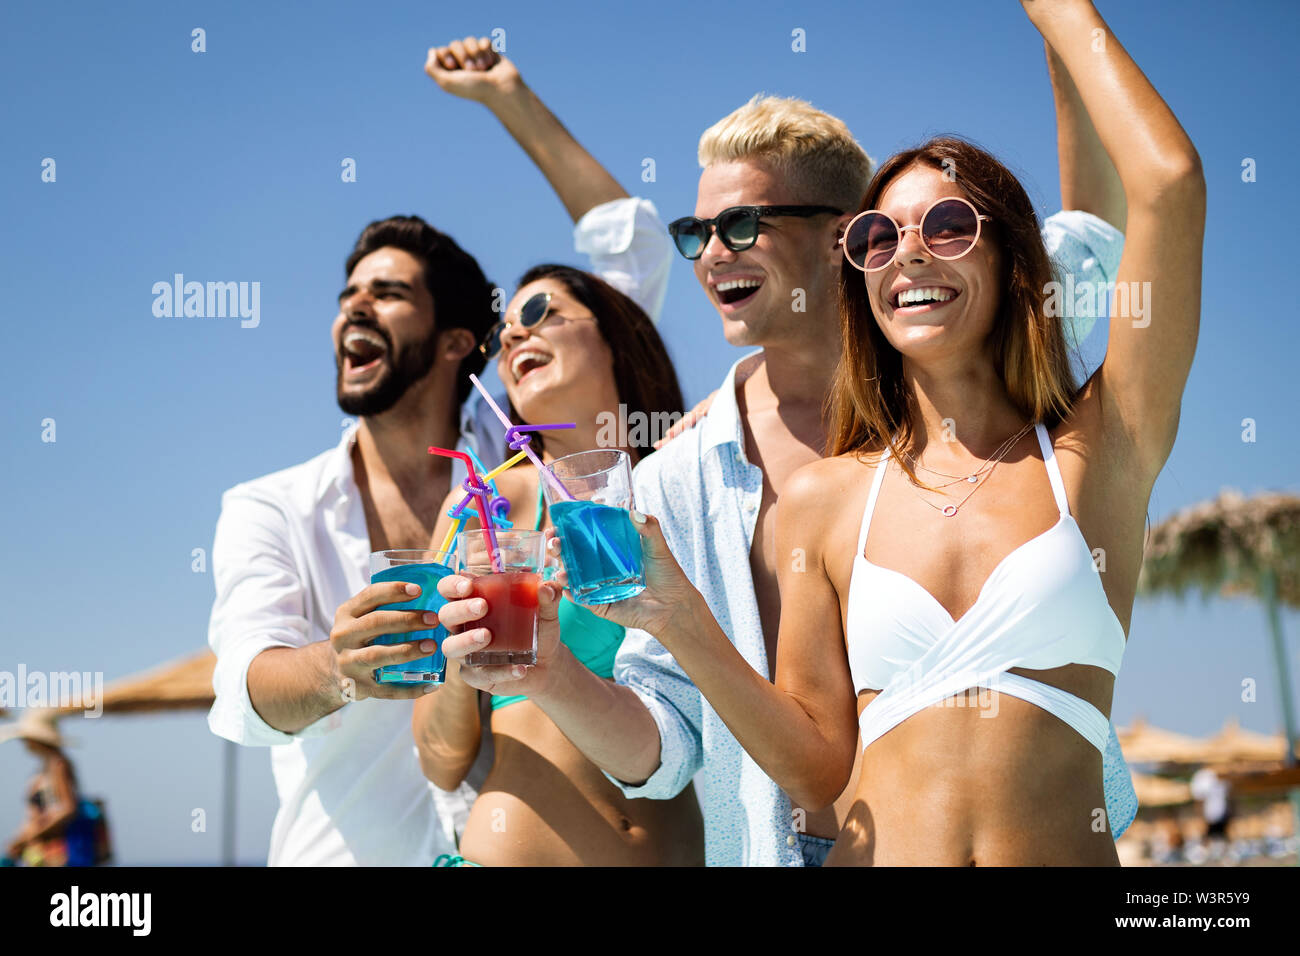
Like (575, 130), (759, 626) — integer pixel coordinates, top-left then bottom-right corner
(540, 0), (1203, 864)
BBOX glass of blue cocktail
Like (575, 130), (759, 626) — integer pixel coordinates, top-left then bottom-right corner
(368, 548), (454, 685)
(543, 450), (645, 605)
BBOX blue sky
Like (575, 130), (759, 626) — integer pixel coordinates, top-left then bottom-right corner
(1, 0), (1296, 864)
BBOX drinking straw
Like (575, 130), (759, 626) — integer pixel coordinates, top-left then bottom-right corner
(427, 446), (501, 572)
(436, 514), (467, 557)
(445, 448), (529, 532)
(436, 447), (533, 554)
(468, 374), (577, 502)
(466, 447), (509, 523)
(484, 450), (530, 483)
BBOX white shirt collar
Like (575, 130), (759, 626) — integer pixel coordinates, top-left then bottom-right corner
(699, 350), (764, 457)
(317, 421), (361, 507)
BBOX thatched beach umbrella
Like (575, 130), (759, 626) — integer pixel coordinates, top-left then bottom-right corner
(1117, 717), (1212, 766)
(1139, 489), (1300, 765)
(1199, 716), (1292, 766)
(1139, 489), (1300, 860)
(1131, 770), (1193, 808)
(44, 649), (216, 717)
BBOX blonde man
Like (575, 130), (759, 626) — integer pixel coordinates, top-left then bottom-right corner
(440, 73), (1136, 864)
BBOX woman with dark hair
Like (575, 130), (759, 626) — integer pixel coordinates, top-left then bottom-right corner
(443, 0), (1201, 865)
(412, 264), (703, 866)
(405, 33), (702, 865)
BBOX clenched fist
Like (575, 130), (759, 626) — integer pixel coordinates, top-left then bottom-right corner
(425, 35), (521, 104)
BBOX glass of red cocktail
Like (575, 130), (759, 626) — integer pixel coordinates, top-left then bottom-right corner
(455, 529), (546, 667)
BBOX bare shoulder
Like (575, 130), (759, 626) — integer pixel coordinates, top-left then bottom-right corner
(789, 451), (880, 490)
(779, 453), (879, 535)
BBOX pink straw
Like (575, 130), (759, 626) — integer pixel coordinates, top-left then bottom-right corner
(468, 374), (576, 502)
(427, 446), (502, 572)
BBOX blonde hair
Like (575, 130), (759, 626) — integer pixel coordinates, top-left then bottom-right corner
(698, 95), (874, 212)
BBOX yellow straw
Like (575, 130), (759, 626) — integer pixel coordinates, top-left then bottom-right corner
(484, 450), (529, 482)
(438, 516), (465, 555)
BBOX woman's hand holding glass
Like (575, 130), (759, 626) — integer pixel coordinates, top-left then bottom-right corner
(435, 531), (565, 695)
(553, 510), (703, 638)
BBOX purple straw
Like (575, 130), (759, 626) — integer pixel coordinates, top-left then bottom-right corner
(468, 374), (577, 502)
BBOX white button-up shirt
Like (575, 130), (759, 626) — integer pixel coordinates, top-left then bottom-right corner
(208, 196), (674, 866)
(207, 427), (456, 866)
(611, 211), (1138, 866)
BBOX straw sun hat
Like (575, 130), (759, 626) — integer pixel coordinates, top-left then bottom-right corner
(0, 710), (72, 750)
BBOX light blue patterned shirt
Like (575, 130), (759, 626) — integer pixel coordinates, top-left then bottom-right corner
(610, 210), (1138, 866)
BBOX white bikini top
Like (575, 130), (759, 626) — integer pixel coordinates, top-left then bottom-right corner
(846, 424), (1126, 754)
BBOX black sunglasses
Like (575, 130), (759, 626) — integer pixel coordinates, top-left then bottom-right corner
(480, 292), (553, 359)
(668, 205), (843, 260)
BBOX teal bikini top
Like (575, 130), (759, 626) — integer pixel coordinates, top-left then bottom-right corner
(489, 476), (625, 711)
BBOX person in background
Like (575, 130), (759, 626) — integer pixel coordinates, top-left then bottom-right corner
(2, 714), (104, 867)
(1190, 765), (1234, 847)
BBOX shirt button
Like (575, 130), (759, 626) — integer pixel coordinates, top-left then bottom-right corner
(745, 501), (757, 514)
(787, 835), (797, 846)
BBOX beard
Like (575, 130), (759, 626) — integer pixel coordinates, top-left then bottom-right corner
(335, 322), (442, 417)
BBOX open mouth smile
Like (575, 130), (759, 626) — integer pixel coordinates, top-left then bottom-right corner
(713, 276), (763, 310)
(509, 349), (553, 384)
(342, 327), (388, 377)
(891, 285), (960, 315)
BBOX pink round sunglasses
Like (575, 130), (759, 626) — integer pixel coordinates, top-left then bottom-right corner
(840, 196), (992, 273)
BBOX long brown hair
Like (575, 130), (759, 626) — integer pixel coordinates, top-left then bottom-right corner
(828, 137), (1077, 476)
(507, 264), (685, 464)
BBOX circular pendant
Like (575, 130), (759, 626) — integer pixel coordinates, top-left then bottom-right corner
(966, 475), (978, 483)
(942, 504), (958, 517)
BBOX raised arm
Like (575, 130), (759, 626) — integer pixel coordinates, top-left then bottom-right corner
(1028, 0), (1205, 476)
(425, 37), (626, 223)
(1046, 41), (1125, 230)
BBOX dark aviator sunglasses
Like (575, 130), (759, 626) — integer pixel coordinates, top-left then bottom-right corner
(480, 291), (553, 359)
